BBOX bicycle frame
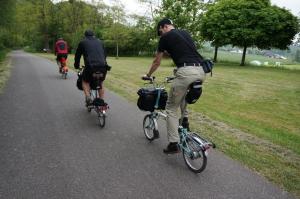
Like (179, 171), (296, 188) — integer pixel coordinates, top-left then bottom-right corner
(178, 127), (211, 158)
(144, 76), (212, 155)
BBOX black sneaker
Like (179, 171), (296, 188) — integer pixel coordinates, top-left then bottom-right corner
(163, 142), (179, 154)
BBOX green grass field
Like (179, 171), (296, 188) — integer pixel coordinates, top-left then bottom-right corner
(0, 51), (11, 93)
(37, 53), (300, 197)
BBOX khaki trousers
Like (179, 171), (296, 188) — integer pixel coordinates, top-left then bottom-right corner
(166, 66), (206, 143)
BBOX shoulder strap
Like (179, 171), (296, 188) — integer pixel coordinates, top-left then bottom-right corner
(174, 30), (204, 60)
(175, 30), (213, 76)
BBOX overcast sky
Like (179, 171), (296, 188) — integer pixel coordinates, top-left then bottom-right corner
(270, 0), (300, 16)
(52, 0), (300, 16)
(102, 0), (300, 16)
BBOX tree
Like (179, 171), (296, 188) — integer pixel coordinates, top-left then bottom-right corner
(107, 0), (126, 59)
(200, 2), (231, 62)
(199, 0), (299, 66)
(0, 0), (16, 51)
(158, 0), (206, 45)
(255, 6), (299, 50)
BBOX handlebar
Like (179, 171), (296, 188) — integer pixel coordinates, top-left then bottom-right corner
(165, 76), (175, 83)
(141, 76), (175, 83)
(142, 76), (155, 82)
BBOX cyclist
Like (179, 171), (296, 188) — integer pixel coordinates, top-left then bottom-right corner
(54, 37), (68, 73)
(144, 18), (206, 154)
(74, 30), (108, 106)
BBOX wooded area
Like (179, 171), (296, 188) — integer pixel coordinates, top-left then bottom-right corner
(0, 0), (299, 64)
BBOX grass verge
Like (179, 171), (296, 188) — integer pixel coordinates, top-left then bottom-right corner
(36, 53), (300, 197)
(0, 51), (11, 93)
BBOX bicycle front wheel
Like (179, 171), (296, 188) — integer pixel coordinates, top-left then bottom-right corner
(182, 135), (207, 173)
(143, 114), (158, 141)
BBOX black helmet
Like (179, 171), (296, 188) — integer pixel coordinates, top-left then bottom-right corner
(84, 30), (94, 37)
(157, 18), (173, 36)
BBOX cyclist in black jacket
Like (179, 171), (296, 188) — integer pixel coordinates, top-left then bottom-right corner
(74, 30), (108, 106)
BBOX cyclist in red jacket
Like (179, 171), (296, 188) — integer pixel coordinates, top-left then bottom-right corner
(54, 38), (68, 73)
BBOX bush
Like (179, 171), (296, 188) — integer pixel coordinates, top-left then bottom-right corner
(0, 50), (8, 62)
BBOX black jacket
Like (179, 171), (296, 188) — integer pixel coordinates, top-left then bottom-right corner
(74, 36), (107, 69)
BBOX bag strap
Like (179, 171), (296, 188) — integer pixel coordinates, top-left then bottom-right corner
(175, 30), (213, 76)
(174, 30), (204, 60)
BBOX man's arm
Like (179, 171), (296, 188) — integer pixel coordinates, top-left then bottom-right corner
(74, 42), (83, 69)
(146, 52), (164, 77)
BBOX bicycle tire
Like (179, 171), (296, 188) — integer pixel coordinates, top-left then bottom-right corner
(143, 114), (158, 141)
(87, 107), (92, 112)
(62, 72), (67, 79)
(98, 111), (105, 128)
(182, 134), (207, 173)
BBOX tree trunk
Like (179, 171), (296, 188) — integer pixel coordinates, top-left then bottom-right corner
(213, 46), (218, 62)
(41, 1), (49, 50)
(240, 45), (247, 66)
(116, 42), (119, 59)
(44, 34), (50, 50)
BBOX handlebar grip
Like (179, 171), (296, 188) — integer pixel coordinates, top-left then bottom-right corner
(166, 76), (175, 82)
(142, 76), (155, 81)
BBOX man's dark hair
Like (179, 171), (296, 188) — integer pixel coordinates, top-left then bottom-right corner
(157, 18), (173, 36)
(84, 30), (94, 37)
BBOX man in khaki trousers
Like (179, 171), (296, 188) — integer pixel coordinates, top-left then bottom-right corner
(144, 19), (206, 154)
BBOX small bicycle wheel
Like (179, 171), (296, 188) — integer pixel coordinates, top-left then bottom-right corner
(97, 111), (105, 128)
(63, 72), (67, 79)
(182, 135), (207, 173)
(143, 114), (158, 141)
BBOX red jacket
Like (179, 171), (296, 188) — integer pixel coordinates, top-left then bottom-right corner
(55, 39), (68, 55)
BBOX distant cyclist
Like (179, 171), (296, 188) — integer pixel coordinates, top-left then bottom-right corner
(74, 30), (109, 106)
(54, 37), (68, 73)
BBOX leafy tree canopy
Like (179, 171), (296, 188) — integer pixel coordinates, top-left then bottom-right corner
(200, 0), (299, 65)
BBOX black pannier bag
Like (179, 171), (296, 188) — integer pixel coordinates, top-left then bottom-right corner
(185, 80), (202, 104)
(137, 88), (168, 112)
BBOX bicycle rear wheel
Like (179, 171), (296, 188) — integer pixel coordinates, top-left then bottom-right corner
(182, 135), (207, 173)
(143, 114), (158, 141)
(62, 72), (67, 79)
(97, 111), (105, 128)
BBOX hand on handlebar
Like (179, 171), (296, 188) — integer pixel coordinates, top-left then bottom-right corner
(141, 74), (155, 81)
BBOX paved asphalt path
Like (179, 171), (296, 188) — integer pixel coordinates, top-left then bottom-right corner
(0, 51), (296, 199)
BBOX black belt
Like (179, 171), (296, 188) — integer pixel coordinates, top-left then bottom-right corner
(177, 63), (201, 68)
